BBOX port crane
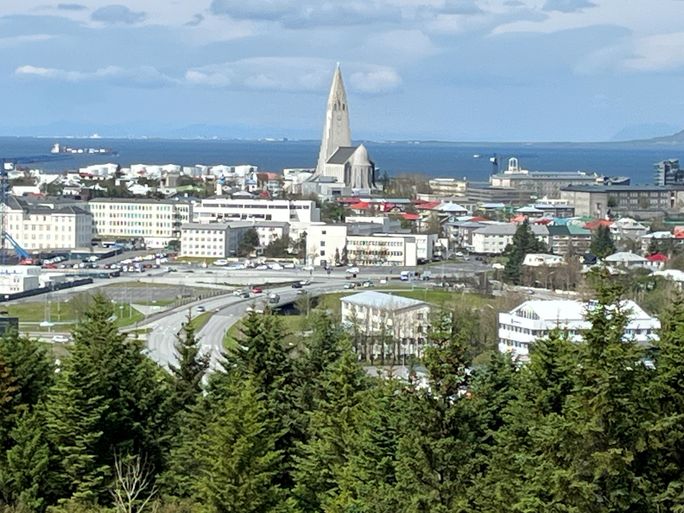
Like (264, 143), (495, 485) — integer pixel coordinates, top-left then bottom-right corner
(0, 158), (37, 265)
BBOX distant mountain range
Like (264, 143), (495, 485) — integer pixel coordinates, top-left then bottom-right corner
(633, 128), (684, 144)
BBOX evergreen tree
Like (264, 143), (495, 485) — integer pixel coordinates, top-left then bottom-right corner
(46, 294), (171, 504)
(503, 220), (547, 284)
(1, 411), (51, 512)
(0, 332), (53, 411)
(169, 310), (210, 411)
(647, 294), (684, 510)
(291, 348), (367, 513)
(195, 378), (284, 513)
(237, 228), (260, 257)
(591, 224), (616, 258)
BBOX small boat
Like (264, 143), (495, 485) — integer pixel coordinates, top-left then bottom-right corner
(473, 154), (481, 158)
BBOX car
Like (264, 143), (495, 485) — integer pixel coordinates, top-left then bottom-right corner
(283, 263), (295, 269)
(251, 287), (263, 294)
(213, 259), (228, 266)
(197, 306), (206, 313)
(380, 279), (387, 284)
(240, 292), (251, 299)
(51, 334), (70, 344)
(255, 265), (268, 270)
(346, 266), (360, 274)
(296, 289), (307, 295)
(291, 282), (303, 289)
(233, 289), (245, 296)
(343, 282), (355, 289)
(302, 265), (314, 271)
(362, 280), (373, 288)
(269, 263), (283, 270)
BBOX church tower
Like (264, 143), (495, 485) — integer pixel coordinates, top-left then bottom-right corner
(315, 64), (352, 175)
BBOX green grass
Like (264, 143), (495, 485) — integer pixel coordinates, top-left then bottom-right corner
(7, 301), (84, 323)
(189, 311), (214, 332)
(132, 298), (176, 307)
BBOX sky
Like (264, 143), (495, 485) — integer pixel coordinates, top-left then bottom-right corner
(1, 0), (684, 142)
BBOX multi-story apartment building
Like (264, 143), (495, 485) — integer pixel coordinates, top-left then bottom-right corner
(1, 197), (92, 250)
(498, 299), (660, 362)
(560, 185), (676, 218)
(346, 234), (419, 266)
(193, 198), (320, 224)
(180, 222), (253, 259)
(428, 178), (468, 197)
(654, 159), (684, 186)
(88, 198), (192, 248)
(471, 223), (549, 255)
(341, 291), (431, 359)
(305, 223), (348, 266)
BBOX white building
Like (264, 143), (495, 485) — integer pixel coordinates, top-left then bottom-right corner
(1, 197), (93, 250)
(180, 222), (254, 259)
(604, 251), (648, 269)
(346, 234), (420, 267)
(194, 198), (320, 224)
(0, 266), (40, 294)
(523, 253), (565, 267)
(341, 291), (431, 359)
(498, 299), (660, 361)
(471, 223), (549, 254)
(89, 198), (192, 248)
(305, 223), (348, 266)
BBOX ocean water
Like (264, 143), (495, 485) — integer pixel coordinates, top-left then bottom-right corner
(1, 136), (682, 185)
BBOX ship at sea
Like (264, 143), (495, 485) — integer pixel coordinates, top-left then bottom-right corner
(50, 143), (118, 156)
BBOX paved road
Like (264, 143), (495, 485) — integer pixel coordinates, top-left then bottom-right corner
(142, 278), (348, 370)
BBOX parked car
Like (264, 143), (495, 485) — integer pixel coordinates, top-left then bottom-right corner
(343, 282), (356, 289)
(362, 280), (374, 288)
(346, 266), (360, 274)
(240, 291), (251, 299)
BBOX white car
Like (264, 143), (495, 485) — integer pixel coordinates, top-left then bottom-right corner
(302, 265), (314, 272)
(255, 264), (268, 270)
(346, 267), (360, 274)
(213, 259), (228, 266)
(51, 334), (70, 343)
(269, 263), (283, 270)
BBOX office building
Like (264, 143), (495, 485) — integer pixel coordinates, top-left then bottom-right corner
(194, 198), (319, 224)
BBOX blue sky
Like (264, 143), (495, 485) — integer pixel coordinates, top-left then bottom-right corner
(1, 0), (684, 141)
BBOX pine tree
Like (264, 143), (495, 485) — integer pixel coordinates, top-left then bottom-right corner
(291, 348), (367, 513)
(503, 220), (547, 284)
(195, 378), (284, 513)
(2, 410), (51, 512)
(0, 332), (53, 411)
(647, 294), (684, 510)
(591, 224), (616, 258)
(169, 310), (210, 411)
(46, 294), (171, 504)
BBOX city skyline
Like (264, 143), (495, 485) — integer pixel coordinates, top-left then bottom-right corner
(1, 0), (684, 142)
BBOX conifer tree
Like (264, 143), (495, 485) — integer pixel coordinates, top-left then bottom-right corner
(46, 294), (171, 504)
(1, 410), (51, 512)
(195, 378), (284, 513)
(169, 310), (210, 410)
(503, 219), (547, 284)
(591, 224), (616, 258)
(647, 294), (684, 510)
(291, 347), (367, 513)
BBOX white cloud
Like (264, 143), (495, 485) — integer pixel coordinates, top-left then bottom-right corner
(15, 64), (175, 87)
(185, 57), (401, 94)
(622, 32), (684, 72)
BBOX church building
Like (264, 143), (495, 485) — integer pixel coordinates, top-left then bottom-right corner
(314, 65), (376, 192)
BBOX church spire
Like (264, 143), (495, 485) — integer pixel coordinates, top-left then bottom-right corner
(315, 63), (352, 175)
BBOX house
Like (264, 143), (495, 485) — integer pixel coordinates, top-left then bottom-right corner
(523, 253), (565, 267)
(498, 299), (660, 361)
(341, 291), (431, 360)
(471, 223), (549, 255)
(547, 223), (592, 256)
(604, 251), (648, 269)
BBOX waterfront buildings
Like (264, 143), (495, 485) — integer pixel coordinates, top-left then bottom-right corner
(89, 198), (192, 248)
(654, 159), (684, 186)
(498, 299), (660, 361)
(560, 185), (676, 218)
(490, 158), (604, 199)
(341, 291), (431, 358)
(0, 265), (40, 294)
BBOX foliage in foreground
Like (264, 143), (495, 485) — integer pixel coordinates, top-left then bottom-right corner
(0, 288), (683, 513)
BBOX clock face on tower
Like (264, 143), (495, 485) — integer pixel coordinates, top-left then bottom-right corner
(336, 112), (342, 121)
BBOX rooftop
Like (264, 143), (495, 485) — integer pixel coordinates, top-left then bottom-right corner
(341, 291), (427, 311)
(511, 299), (655, 323)
(562, 184), (674, 193)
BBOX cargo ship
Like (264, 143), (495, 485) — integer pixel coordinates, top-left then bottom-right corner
(50, 143), (117, 156)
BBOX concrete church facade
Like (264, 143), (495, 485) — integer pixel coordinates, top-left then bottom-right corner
(313, 65), (376, 193)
